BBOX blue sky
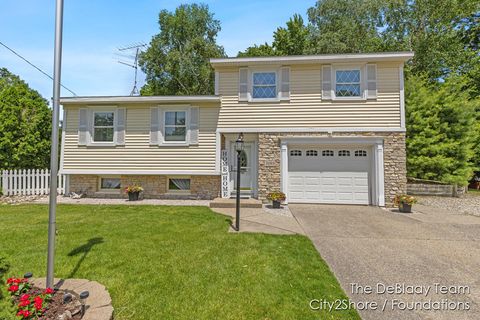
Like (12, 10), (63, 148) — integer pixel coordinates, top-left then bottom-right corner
(0, 0), (314, 100)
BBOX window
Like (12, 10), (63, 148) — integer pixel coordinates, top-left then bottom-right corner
(322, 150), (334, 157)
(168, 178), (191, 192)
(93, 111), (115, 142)
(335, 70), (361, 97)
(306, 150), (318, 156)
(290, 150), (302, 156)
(252, 72), (276, 99)
(338, 150), (351, 157)
(355, 150), (367, 157)
(164, 111), (186, 142)
(99, 177), (120, 191)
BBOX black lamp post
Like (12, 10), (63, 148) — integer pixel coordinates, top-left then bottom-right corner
(234, 133), (244, 231)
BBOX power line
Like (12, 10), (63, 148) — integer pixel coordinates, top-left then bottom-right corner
(0, 40), (77, 96)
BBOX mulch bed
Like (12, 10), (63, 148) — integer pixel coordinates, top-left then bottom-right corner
(12, 287), (82, 319)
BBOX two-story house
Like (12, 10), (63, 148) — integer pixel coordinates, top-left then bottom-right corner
(60, 52), (413, 206)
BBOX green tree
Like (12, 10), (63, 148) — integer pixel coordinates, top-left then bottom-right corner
(0, 68), (51, 170)
(380, 0), (480, 81)
(238, 14), (309, 57)
(307, 0), (384, 54)
(273, 14), (309, 55)
(237, 43), (277, 57)
(139, 3), (225, 95)
(405, 74), (477, 185)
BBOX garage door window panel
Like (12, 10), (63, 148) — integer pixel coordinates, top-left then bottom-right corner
(290, 150), (302, 156)
(338, 150), (351, 157)
(355, 150), (367, 157)
(306, 150), (318, 156)
(322, 150), (334, 157)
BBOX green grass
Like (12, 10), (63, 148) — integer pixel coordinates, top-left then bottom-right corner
(468, 188), (480, 195)
(0, 204), (359, 320)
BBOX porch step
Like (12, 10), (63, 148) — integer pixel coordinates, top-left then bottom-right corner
(210, 198), (263, 209)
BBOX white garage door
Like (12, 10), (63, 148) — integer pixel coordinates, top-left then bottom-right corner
(287, 147), (371, 204)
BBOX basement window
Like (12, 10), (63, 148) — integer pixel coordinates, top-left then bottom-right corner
(99, 177), (121, 191)
(168, 178), (191, 193)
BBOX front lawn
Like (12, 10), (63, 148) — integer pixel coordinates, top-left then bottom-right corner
(0, 204), (359, 320)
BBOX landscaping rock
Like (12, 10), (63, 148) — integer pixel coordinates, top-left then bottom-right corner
(418, 194), (480, 217)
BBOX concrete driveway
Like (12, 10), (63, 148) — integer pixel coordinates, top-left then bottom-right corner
(290, 204), (480, 320)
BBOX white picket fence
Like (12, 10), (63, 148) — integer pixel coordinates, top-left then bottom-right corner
(1, 169), (66, 196)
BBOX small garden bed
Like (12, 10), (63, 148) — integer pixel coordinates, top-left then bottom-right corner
(6, 276), (82, 319)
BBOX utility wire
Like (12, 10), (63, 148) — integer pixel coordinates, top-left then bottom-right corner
(0, 40), (77, 96)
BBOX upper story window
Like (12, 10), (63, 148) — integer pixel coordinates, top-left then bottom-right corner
(252, 72), (276, 99)
(335, 70), (361, 97)
(164, 111), (186, 142)
(93, 111), (115, 142)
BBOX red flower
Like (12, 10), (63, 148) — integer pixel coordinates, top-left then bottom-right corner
(16, 309), (31, 318)
(19, 299), (30, 307)
(13, 278), (22, 284)
(20, 294), (30, 301)
(7, 278), (15, 284)
(8, 285), (19, 292)
(44, 287), (54, 294)
(33, 296), (43, 310)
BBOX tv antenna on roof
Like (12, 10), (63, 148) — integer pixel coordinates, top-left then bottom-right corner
(116, 42), (147, 96)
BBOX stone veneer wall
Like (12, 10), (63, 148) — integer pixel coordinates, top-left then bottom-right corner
(257, 132), (407, 207)
(69, 175), (220, 200)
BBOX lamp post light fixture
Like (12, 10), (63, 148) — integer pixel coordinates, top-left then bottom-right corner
(234, 133), (244, 231)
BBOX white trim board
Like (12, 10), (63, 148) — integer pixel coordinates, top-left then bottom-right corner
(211, 52), (414, 67)
(61, 95), (220, 104)
(61, 170), (220, 176)
(217, 127), (406, 133)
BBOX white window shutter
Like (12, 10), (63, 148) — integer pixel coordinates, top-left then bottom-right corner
(150, 107), (160, 145)
(279, 67), (290, 100)
(322, 65), (332, 100)
(78, 108), (88, 145)
(366, 64), (377, 99)
(116, 107), (126, 145)
(214, 71), (219, 95)
(158, 107), (165, 145)
(189, 106), (199, 145)
(238, 68), (248, 101)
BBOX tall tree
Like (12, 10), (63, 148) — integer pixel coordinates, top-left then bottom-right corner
(0, 68), (52, 170)
(307, 0), (384, 54)
(238, 14), (309, 57)
(237, 43), (277, 57)
(405, 74), (477, 185)
(139, 3), (226, 95)
(273, 14), (309, 55)
(380, 0), (480, 81)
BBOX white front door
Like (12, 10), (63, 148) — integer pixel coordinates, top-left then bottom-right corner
(230, 142), (254, 194)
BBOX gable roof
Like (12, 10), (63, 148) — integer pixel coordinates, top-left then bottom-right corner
(210, 52), (414, 67)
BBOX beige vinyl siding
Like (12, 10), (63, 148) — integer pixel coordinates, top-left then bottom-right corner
(62, 103), (219, 173)
(217, 62), (402, 128)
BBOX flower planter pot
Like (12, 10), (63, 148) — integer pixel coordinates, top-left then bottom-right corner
(128, 191), (140, 201)
(399, 203), (412, 213)
(272, 200), (281, 209)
